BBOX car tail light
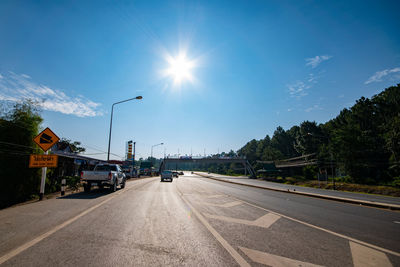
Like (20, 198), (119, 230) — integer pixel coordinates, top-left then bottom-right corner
(108, 172), (112, 179)
(80, 172), (83, 178)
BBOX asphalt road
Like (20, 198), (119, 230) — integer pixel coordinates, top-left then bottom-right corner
(0, 172), (399, 266)
(198, 172), (400, 206)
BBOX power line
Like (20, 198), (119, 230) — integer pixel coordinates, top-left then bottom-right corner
(0, 141), (41, 151)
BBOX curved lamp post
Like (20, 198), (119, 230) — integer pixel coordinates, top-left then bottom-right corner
(107, 96), (143, 161)
(151, 143), (164, 160)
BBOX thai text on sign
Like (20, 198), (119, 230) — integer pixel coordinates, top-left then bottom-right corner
(29, 154), (58, 168)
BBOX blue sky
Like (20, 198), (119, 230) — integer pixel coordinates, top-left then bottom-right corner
(1, 0), (399, 160)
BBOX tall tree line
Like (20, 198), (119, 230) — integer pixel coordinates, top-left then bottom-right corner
(237, 84), (400, 185)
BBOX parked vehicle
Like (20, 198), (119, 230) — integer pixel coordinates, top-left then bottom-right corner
(139, 161), (153, 177)
(178, 171), (184, 175)
(161, 170), (173, 182)
(151, 167), (159, 176)
(172, 171), (178, 178)
(122, 166), (138, 178)
(80, 164), (126, 192)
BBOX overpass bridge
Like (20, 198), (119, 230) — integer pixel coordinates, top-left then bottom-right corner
(159, 157), (257, 178)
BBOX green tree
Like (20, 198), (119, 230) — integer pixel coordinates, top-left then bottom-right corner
(271, 126), (299, 158)
(237, 139), (259, 164)
(295, 121), (323, 155)
(0, 100), (43, 208)
(57, 138), (86, 153)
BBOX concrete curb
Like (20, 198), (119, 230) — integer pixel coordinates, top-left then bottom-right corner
(193, 172), (400, 211)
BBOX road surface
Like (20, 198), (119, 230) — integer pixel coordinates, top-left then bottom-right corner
(196, 172), (400, 206)
(0, 172), (399, 266)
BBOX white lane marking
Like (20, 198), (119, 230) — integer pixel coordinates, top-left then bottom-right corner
(227, 196), (400, 257)
(206, 194), (224, 198)
(203, 200), (243, 208)
(0, 180), (151, 265)
(239, 246), (324, 267)
(350, 241), (393, 267)
(180, 195), (250, 267)
(203, 213), (280, 229)
(394, 221), (400, 224)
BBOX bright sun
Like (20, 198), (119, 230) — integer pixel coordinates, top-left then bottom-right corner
(165, 53), (195, 85)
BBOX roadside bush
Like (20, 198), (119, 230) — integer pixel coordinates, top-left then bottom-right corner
(303, 165), (317, 180)
(391, 177), (400, 188)
(335, 175), (354, 183)
(284, 177), (296, 184)
(65, 176), (81, 191)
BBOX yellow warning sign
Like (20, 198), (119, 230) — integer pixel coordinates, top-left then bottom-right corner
(33, 127), (60, 152)
(29, 154), (58, 168)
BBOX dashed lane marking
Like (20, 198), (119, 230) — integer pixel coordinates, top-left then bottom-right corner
(180, 195), (250, 267)
(203, 212), (281, 229)
(239, 246), (324, 267)
(202, 200), (243, 208)
(350, 241), (393, 267)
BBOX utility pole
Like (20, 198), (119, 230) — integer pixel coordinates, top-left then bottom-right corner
(133, 141), (136, 167)
(330, 151), (335, 190)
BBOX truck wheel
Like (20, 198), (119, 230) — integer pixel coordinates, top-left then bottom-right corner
(84, 183), (91, 193)
(110, 180), (117, 192)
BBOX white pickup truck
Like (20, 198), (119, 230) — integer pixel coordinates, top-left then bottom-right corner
(80, 164), (126, 192)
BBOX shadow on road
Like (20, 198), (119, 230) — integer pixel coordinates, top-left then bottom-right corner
(57, 188), (118, 200)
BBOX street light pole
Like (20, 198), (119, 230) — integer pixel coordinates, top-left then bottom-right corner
(107, 96), (142, 161)
(151, 143), (164, 160)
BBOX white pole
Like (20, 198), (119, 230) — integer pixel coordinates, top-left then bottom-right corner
(39, 151), (48, 200)
(61, 178), (66, 196)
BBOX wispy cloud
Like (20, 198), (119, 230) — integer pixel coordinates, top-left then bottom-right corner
(305, 104), (322, 112)
(364, 67), (400, 84)
(305, 55), (332, 68)
(287, 73), (319, 99)
(0, 72), (103, 117)
(287, 81), (310, 98)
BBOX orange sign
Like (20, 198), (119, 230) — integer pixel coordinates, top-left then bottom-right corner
(29, 154), (58, 168)
(33, 127), (60, 152)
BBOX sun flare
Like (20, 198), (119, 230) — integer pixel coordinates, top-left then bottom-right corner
(165, 53), (195, 85)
